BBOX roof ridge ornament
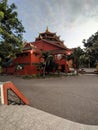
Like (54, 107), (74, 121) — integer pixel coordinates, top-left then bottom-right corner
(46, 26), (49, 32)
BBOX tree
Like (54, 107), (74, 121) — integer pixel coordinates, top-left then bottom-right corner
(0, 0), (25, 63)
(39, 51), (58, 76)
(45, 54), (57, 74)
(83, 31), (98, 67)
(72, 47), (84, 69)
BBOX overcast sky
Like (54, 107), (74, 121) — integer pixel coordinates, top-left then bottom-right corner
(8, 0), (98, 48)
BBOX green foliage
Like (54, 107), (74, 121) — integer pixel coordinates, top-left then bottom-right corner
(23, 74), (37, 79)
(39, 51), (58, 76)
(0, 0), (25, 62)
(45, 54), (58, 74)
(83, 31), (98, 67)
(23, 75), (32, 79)
(70, 47), (84, 69)
(0, 11), (4, 20)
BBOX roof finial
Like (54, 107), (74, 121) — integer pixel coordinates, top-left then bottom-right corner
(46, 26), (49, 32)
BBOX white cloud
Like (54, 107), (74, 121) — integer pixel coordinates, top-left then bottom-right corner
(8, 0), (98, 48)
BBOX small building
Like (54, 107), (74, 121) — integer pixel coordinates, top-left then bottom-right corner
(3, 45), (41, 75)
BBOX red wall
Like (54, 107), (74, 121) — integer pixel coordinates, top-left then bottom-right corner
(3, 50), (41, 75)
(16, 50), (40, 75)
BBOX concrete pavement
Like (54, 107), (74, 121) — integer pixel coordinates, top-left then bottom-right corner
(0, 105), (98, 130)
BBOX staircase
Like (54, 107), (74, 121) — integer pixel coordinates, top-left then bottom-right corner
(0, 81), (29, 105)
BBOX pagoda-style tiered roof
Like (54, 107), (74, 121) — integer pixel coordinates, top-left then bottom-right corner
(35, 27), (66, 48)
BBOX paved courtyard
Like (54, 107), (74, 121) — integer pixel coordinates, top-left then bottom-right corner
(0, 73), (98, 125)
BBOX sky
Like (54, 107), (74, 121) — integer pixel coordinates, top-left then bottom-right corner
(8, 0), (98, 48)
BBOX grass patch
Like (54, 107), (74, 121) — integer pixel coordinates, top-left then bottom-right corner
(23, 73), (62, 79)
(22, 72), (77, 79)
(23, 74), (37, 79)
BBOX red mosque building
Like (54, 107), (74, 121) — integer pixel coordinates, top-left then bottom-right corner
(3, 28), (73, 75)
